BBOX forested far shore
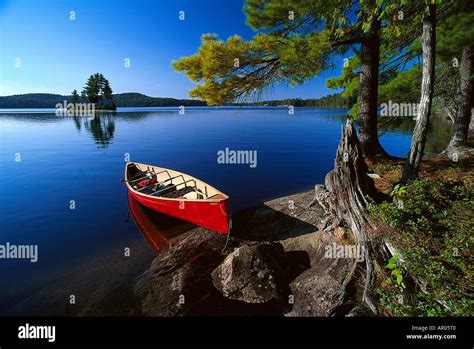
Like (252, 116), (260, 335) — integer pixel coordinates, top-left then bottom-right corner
(0, 93), (207, 108)
(0, 92), (352, 109)
(243, 93), (354, 107)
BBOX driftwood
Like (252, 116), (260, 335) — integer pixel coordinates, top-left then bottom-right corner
(325, 120), (381, 314)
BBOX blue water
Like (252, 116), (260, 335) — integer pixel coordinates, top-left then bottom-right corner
(0, 107), (450, 307)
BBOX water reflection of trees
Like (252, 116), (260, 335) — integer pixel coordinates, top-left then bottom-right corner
(72, 116), (81, 131)
(377, 110), (452, 154)
(2, 108), (453, 153)
(69, 111), (175, 148)
(324, 109), (452, 154)
(80, 114), (116, 148)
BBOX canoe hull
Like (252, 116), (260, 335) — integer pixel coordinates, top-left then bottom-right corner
(127, 191), (198, 251)
(128, 188), (230, 234)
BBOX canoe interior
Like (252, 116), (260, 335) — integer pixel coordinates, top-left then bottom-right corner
(126, 162), (226, 202)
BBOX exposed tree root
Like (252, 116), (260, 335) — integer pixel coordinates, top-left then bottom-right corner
(325, 120), (385, 314)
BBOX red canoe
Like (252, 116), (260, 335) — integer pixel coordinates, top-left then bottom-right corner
(124, 162), (231, 234)
(127, 191), (197, 251)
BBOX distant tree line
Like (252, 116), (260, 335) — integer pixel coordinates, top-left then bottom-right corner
(0, 92), (354, 108)
(0, 92), (207, 108)
(250, 93), (353, 108)
(112, 93), (207, 107)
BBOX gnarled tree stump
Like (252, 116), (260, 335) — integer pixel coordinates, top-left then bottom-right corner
(325, 120), (380, 313)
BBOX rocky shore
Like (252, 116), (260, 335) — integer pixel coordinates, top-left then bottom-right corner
(128, 187), (355, 316)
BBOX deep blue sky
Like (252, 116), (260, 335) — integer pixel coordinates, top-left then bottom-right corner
(0, 0), (344, 99)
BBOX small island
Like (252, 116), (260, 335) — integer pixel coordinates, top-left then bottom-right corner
(71, 73), (116, 112)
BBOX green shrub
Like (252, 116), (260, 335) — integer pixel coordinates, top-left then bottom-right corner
(369, 179), (473, 316)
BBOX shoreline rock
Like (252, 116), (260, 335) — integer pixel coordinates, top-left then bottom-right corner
(131, 187), (354, 316)
(211, 242), (291, 304)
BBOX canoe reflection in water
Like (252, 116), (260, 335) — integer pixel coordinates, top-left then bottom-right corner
(127, 191), (197, 251)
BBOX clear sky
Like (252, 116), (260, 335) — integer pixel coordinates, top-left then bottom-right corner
(0, 0), (344, 99)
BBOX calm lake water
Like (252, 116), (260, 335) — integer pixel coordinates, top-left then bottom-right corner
(0, 106), (451, 311)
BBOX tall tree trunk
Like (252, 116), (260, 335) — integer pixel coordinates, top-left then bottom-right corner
(358, 18), (387, 156)
(448, 45), (473, 148)
(402, 3), (436, 182)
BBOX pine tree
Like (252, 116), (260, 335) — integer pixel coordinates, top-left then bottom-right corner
(82, 74), (100, 104)
(82, 73), (115, 108)
(174, 0), (413, 155)
(437, 0), (474, 153)
(101, 78), (113, 106)
(71, 89), (79, 104)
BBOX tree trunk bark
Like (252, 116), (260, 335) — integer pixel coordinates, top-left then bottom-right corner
(449, 45), (473, 148)
(358, 18), (387, 157)
(325, 121), (382, 314)
(402, 3), (436, 182)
